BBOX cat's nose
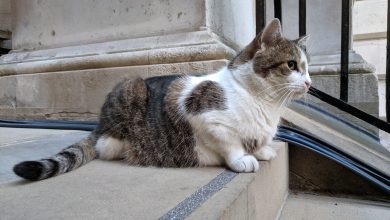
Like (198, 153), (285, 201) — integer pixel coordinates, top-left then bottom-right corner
(304, 80), (311, 89)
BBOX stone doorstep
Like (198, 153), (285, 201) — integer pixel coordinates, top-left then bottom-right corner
(279, 193), (390, 220)
(0, 127), (288, 220)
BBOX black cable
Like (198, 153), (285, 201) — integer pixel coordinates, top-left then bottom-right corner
(0, 120), (96, 131)
(0, 122), (96, 131)
(0, 119), (97, 125)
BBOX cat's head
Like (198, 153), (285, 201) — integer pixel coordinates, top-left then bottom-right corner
(229, 18), (311, 102)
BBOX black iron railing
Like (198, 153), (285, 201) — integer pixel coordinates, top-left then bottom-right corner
(298, 0), (306, 37)
(340, 0), (350, 102)
(387, 0), (390, 123)
(274, 0), (282, 22)
(256, 0), (390, 132)
(256, 0), (266, 34)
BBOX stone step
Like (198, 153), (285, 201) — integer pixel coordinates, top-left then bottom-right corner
(0, 128), (288, 219)
(279, 193), (390, 220)
(188, 141), (288, 220)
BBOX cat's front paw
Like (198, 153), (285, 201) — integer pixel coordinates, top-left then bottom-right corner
(228, 155), (259, 173)
(254, 146), (277, 161)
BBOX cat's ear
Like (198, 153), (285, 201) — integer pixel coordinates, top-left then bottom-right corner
(295, 35), (309, 47)
(227, 33), (262, 69)
(227, 19), (281, 69)
(260, 18), (282, 47)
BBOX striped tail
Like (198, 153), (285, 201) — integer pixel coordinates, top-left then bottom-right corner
(13, 132), (99, 181)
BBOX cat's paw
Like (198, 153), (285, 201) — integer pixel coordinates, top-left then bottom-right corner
(228, 155), (259, 173)
(254, 146), (277, 161)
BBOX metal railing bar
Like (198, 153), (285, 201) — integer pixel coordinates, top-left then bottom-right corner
(299, 0), (306, 37)
(340, 0), (350, 102)
(386, 0), (389, 122)
(274, 0), (282, 24)
(256, 0), (266, 34)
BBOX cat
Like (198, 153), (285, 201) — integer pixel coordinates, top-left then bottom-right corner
(13, 19), (311, 181)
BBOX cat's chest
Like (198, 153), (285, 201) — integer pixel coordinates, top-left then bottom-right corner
(238, 117), (277, 144)
(233, 102), (280, 144)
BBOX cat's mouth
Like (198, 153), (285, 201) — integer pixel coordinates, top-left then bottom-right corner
(291, 86), (308, 98)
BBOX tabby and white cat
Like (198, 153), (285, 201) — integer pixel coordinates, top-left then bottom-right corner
(13, 19), (311, 181)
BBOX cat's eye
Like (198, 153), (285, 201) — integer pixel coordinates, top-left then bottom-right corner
(287, 61), (297, 71)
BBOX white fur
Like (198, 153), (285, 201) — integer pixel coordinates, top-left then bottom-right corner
(254, 145), (277, 161)
(300, 49), (312, 88)
(185, 47), (311, 173)
(95, 136), (126, 160)
(184, 67), (280, 172)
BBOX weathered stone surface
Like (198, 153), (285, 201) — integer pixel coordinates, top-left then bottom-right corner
(0, 75), (16, 108)
(0, 31), (235, 76)
(10, 0), (256, 52)
(11, 0), (206, 50)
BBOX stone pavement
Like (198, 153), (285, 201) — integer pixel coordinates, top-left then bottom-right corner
(0, 128), (90, 184)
